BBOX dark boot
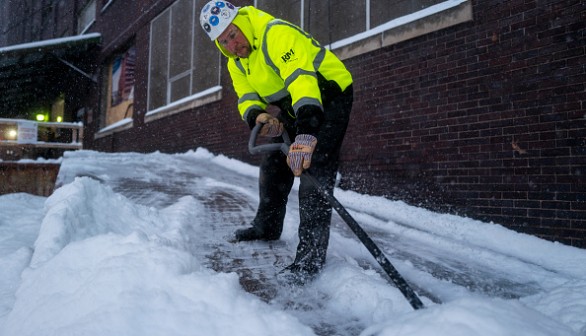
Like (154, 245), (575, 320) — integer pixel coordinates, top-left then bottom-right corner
(235, 149), (294, 242)
(276, 262), (318, 286)
(234, 226), (274, 242)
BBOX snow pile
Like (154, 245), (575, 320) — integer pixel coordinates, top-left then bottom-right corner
(1, 178), (314, 336)
(362, 297), (577, 336)
(1, 149), (585, 336)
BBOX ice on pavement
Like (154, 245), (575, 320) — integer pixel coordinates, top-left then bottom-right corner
(1, 149), (585, 336)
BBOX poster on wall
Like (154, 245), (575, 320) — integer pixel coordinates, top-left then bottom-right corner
(107, 46), (136, 126)
(17, 121), (38, 144)
(111, 47), (136, 108)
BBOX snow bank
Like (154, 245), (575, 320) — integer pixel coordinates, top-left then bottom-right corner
(2, 149), (585, 336)
(361, 297), (576, 336)
(1, 178), (314, 336)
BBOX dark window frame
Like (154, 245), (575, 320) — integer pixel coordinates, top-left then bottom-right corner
(146, 0), (221, 116)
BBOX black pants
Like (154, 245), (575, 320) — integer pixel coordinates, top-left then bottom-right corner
(250, 86), (353, 274)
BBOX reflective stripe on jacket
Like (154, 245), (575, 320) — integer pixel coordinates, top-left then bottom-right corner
(215, 6), (353, 121)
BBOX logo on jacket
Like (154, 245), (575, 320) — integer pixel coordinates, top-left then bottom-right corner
(281, 49), (297, 63)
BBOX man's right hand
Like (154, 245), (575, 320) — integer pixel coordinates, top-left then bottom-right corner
(256, 113), (283, 137)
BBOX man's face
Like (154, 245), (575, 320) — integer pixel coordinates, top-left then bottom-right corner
(217, 24), (251, 58)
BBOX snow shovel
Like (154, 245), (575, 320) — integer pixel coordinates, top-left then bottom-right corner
(248, 124), (424, 310)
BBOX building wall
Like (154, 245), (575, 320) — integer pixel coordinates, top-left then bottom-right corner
(340, 0), (586, 247)
(94, 0), (585, 248)
(0, 0), (76, 46)
(1, 0), (584, 247)
(87, 0), (254, 159)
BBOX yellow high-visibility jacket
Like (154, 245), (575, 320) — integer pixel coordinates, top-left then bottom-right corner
(216, 6), (353, 128)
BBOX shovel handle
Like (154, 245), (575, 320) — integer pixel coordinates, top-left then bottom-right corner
(247, 122), (424, 310)
(248, 123), (290, 155)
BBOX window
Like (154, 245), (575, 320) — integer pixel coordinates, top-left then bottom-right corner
(306, 0), (366, 45)
(254, 0), (471, 52)
(106, 46), (136, 126)
(147, 0), (220, 112)
(254, 0), (302, 27)
(77, 0), (96, 34)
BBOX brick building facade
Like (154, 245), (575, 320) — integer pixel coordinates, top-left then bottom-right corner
(1, 0), (584, 247)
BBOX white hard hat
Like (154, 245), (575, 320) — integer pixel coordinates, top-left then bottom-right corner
(200, 1), (239, 41)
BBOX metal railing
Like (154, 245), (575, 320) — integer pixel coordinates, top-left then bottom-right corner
(0, 118), (83, 150)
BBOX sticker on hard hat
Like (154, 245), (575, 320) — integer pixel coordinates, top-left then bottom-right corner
(199, 1), (238, 40)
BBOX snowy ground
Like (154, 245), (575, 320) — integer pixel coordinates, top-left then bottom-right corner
(1, 149), (585, 336)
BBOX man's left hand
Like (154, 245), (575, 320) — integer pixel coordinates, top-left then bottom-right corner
(287, 134), (317, 176)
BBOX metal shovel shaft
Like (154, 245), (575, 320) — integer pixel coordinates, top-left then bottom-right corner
(302, 172), (424, 310)
(248, 124), (424, 310)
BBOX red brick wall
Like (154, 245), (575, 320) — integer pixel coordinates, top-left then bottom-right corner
(85, 0), (584, 247)
(339, 0), (585, 247)
(0, 163), (60, 196)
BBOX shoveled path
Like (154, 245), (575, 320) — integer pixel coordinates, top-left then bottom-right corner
(56, 150), (546, 335)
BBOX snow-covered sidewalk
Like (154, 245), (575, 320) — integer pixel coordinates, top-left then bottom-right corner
(1, 149), (585, 336)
